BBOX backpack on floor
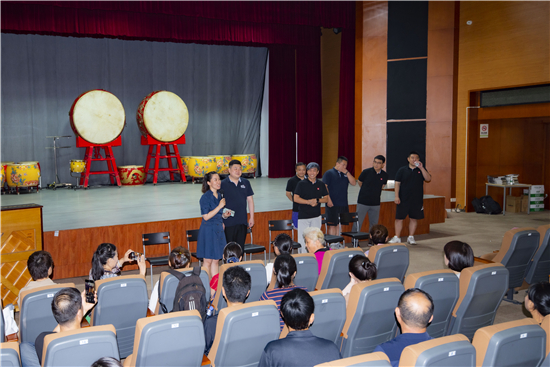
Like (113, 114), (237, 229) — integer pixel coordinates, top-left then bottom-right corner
(471, 197), (485, 214)
(480, 195), (502, 215)
(158, 267), (207, 320)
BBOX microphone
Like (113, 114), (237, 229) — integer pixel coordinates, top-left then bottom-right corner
(218, 189), (224, 199)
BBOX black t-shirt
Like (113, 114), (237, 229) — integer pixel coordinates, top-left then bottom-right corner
(294, 179), (329, 219)
(36, 331), (55, 362)
(286, 175), (303, 212)
(221, 177), (254, 227)
(395, 165), (427, 203)
(357, 168), (389, 206)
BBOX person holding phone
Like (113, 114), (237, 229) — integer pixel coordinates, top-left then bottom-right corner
(197, 171), (232, 279)
(89, 243), (146, 281)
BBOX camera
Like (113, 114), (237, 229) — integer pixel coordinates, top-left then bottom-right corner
(129, 252), (142, 261)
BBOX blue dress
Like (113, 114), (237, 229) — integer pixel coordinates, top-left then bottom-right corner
(197, 190), (226, 260)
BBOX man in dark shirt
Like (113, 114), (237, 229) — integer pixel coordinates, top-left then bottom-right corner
(204, 266), (251, 355)
(355, 155), (389, 232)
(322, 156), (356, 236)
(285, 162), (306, 229)
(389, 152), (431, 245)
(221, 159), (255, 253)
(294, 162), (329, 253)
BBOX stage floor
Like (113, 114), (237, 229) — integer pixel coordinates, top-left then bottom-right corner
(1, 177), (443, 231)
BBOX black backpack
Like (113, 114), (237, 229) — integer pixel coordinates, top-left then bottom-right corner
(158, 267), (207, 320)
(480, 195), (502, 215)
(471, 197), (485, 213)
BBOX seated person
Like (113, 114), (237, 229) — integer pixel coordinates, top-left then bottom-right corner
(258, 288), (342, 367)
(265, 233), (293, 283)
(374, 288), (434, 367)
(524, 281), (550, 324)
(89, 242), (146, 281)
(365, 224), (389, 257)
(91, 357), (123, 367)
(18, 251), (57, 308)
(204, 266), (251, 355)
(303, 227), (328, 274)
(443, 241), (474, 277)
(20, 287), (97, 367)
(260, 254), (307, 330)
(210, 242), (243, 299)
(342, 254), (377, 306)
(148, 246), (191, 313)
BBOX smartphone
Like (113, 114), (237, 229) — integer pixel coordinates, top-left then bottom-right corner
(223, 208), (235, 217)
(129, 251), (141, 261)
(84, 279), (95, 303)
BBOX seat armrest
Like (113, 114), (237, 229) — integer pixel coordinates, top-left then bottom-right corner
(474, 256), (495, 264)
(147, 309), (155, 317)
(202, 354), (211, 366)
(6, 333), (18, 342)
(80, 319), (90, 328)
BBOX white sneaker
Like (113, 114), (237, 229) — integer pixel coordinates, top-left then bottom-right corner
(407, 236), (417, 245)
(388, 236), (401, 243)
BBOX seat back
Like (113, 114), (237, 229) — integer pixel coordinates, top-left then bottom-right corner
(399, 334), (475, 367)
(492, 228), (539, 289)
(315, 352), (391, 367)
(308, 289), (347, 344)
(127, 310), (205, 367)
(91, 275), (148, 359)
(268, 219), (295, 233)
(213, 261), (266, 312)
(317, 248), (365, 290)
(472, 318), (546, 367)
(542, 315), (550, 358)
(369, 244), (409, 282)
(0, 343), (21, 367)
(525, 224), (550, 284)
(340, 278), (404, 358)
(142, 231), (171, 257)
(449, 264), (509, 340)
(404, 270), (459, 338)
(338, 212), (359, 226)
(293, 253), (319, 291)
(186, 229), (199, 251)
(19, 283), (76, 343)
(42, 325), (119, 367)
(209, 300), (280, 367)
(156, 266), (210, 314)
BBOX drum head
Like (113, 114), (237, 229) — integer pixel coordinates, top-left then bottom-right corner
(71, 90), (125, 144)
(142, 91), (189, 142)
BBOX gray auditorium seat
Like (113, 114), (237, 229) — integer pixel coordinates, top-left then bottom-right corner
(472, 318), (546, 367)
(19, 283), (75, 343)
(404, 269), (459, 338)
(293, 253), (319, 292)
(524, 224), (550, 285)
(315, 352), (391, 367)
(308, 289), (347, 344)
(0, 343), (21, 367)
(368, 244), (409, 282)
(124, 310), (205, 367)
(156, 266), (210, 314)
(91, 275), (148, 359)
(447, 264), (509, 340)
(207, 300), (280, 367)
(42, 325), (119, 367)
(0, 301), (5, 342)
(399, 334), (476, 367)
(213, 261), (266, 312)
(316, 248), (365, 290)
(339, 278), (404, 358)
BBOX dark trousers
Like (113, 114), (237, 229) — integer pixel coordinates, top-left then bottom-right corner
(224, 224), (247, 254)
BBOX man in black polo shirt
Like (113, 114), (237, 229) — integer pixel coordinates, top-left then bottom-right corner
(322, 156), (356, 236)
(294, 162), (329, 253)
(355, 155), (388, 232)
(389, 152), (431, 245)
(286, 162), (306, 229)
(221, 159), (255, 253)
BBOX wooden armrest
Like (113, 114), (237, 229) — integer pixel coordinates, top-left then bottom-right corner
(202, 354), (211, 366)
(80, 319), (91, 328)
(474, 256), (495, 264)
(493, 250), (499, 254)
(6, 333), (18, 342)
(147, 309), (155, 317)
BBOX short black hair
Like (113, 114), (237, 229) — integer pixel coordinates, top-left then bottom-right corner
(228, 159), (241, 168)
(369, 224), (389, 245)
(295, 162), (306, 169)
(281, 288), (314, 330)
(27, 251), (53, 280)
(443, 241), (474, 272)
(337, 156), (348, 163)
(374, 155), (386, 163)
(51, 287), (82, 326)
(348, 255), (377, 281)
(527, 281), (550, 317)
(409, 151), (420, 158)
(274, 253), (297, 288)
(91, 357), (123, 367)
(223, 266), (251, 303)
(273, 233), (293, 255)
(397, 288), (434, 329)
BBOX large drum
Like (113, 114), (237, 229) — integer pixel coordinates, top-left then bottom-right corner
(180, 156), (192, 176)
(69, 90), (126, 144)
(232, 154), (257, 174)
(187, 157), (216, 178)
(7, 163), (40, 187)
(70, 160), (86, 173)
(118, 165), (146, 186)
(208, 155), (231, 175)
(136, 91), (189, 142)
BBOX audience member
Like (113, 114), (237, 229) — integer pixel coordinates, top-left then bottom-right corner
(374, 288), (434, 367)
(265, 233), (293, 283)
(286, 162), (306, 228)
(89, 243), (146, 281)
(19, 251), (57, 308)
(303, 227), (328, 274)
(342, 255), (377, 306)
(91, 357), (123, 367)
(20, 287), (97, 367)
(148, 246), (191, 313)
(258, 288), (342, 367)
(524, 281), (550, 324)
(365, 224), (389, 257)
(204, 266), (251, 355)
(260, 254), (307, 330)
(443, 241), (474, 277)
(210, 242), (243, 299)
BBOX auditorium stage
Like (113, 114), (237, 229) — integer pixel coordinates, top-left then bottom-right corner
(0, 177), (446, 279)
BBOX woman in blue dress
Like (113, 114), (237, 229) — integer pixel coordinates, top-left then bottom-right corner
(197, 171), (231, 278)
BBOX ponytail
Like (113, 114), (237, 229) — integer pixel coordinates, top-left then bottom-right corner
(90, 243), (117, 281)
(349, 254), (377, 281)
(274, 253), (297, 288)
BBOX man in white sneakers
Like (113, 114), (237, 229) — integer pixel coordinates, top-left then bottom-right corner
(389, 151), (431, 245)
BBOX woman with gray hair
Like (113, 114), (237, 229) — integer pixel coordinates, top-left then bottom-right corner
(303, 227), (328, 274)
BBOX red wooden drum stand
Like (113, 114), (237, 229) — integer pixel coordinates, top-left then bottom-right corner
(77, 136), (122, 188)
(141, 135), (187, 185)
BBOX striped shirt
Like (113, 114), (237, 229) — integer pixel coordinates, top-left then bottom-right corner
(260, 285), (308, 330)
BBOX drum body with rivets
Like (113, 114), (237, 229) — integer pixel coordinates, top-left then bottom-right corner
(136, 91), (189, 142)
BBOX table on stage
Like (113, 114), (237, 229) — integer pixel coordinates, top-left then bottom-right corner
(485, 183), (532, 215)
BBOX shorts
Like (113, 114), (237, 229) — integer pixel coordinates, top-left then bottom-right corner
(292, 211), (299, 229)
(395, 200), (424, 220)
(325, 205), (349, 226)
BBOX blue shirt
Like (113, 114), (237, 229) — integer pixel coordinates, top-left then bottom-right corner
(221, 177), (254, 227)
(322, 168), (350, 207)
(374, 332), (432, 367)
